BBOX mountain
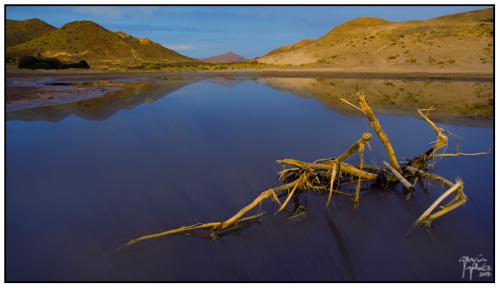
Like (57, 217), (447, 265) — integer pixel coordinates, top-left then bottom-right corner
(200, 52), (246, 63)
(257, 8), (493, 71)
(265, 39), (313, 57)
(6, 20), (192, 67)
(6, 18), (56, 47)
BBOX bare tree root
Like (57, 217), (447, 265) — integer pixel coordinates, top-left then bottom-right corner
(276, 159), (377, 181)
(341, 93), (402, 173)
(383, 161), (414, 191)
(407, 108), (450, 170)
(326, 132), (372, 206)
(115, 93), (488, 252)
(405, 166), (468, 229)
(413, 179), (466, 230)
(113, 212), (266, 253)
(114, 181), (297, 253)
(433, 151), (490, 157)
(405, 166), (454, 187)
(354, 140), (366, 208)
(327, 162), (338, 206)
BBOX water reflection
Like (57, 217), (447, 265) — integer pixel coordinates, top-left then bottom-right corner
(257, 77), (493, 127)
(7, 79), (195, 122)
(6, 77), (493, 281)
(7, 75), (493, 127)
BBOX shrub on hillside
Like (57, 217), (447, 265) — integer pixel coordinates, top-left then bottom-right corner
(62, 60), (90, 69)
(18, 56), (63, 69)
(17, 56), (91, 70)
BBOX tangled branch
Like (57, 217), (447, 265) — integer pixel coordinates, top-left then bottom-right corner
(115, 93), (488, 252)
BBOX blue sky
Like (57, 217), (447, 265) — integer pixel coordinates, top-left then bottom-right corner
(6, 5), (490, 59)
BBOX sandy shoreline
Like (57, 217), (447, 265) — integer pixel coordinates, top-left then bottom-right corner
(5, 69), (493, 127)
(6, 66), (493, 82)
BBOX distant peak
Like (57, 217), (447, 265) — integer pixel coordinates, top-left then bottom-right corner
(200, 51), (246, 63)
(220, 51), (239, 56)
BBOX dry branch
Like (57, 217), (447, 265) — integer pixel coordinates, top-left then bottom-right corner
(405, 166), (454, 187)
(220, 181), (296, 229)
(327, 132), (372, 206)
(277, 171), (310, 213)
(383, 161), (414, 191)
(408, 108), (449, 169)
(115, 93), (486, 252)
(433, 152), (490, 157)
(114, 212), (265, 253)
(341, 93), (402, 173)
(277, 159), (377, 180)
(353, 140), (366, 208)
(413, 179), (466, 229)
(327, 162), (338, 206)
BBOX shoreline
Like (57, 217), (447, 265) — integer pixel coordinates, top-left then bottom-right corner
(6, 70), (491, 127)
(6, 69), (493, 127)
(6, 67), (493, 82)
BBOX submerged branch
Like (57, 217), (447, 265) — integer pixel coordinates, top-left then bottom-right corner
(115, 92), (486, 252)
(327, 132), (372, 206)
(383, 161), (414, 191)
(433, 151), (490, 157)
(413, 179), (466, 229)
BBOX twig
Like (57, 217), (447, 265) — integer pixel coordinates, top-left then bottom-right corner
(327, 132), (371, 206)
(327, 162), (338, 206)
(413, 179), (465, 229)
(383, 161), (414, 190)
(342, 93), (402, 173)
(433, 151), (490, 157)
(354, 142), (366, 208)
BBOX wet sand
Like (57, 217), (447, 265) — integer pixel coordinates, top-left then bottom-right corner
(7, 68), (493, 82)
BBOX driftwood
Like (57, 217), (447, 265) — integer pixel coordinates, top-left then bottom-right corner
(405, 166), (468, 228)
(115, 93), (488, 252)
(383, 161), (414, 191)
(341, 93), (402, 173)
(413, 179), (466, 228)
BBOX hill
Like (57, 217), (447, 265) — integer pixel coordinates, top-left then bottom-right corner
(265, 39), (313, 57)
(256, 8), (493, 72)
(6, 20), (192, 67)
(200, 52), (246, 63)
(6, 18), (56, 47)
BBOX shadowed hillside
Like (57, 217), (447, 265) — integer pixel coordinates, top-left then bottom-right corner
(257, 8), (493, 72)
(6, 18), (56, 47)
(6, 20), (193, 68)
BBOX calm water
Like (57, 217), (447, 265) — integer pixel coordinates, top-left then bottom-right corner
(6, 77), (494, 281)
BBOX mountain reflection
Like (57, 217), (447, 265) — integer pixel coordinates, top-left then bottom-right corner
(7, 78), (196, 122)
(257, 77), (493, 127)
(7, 75), (492, 127)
